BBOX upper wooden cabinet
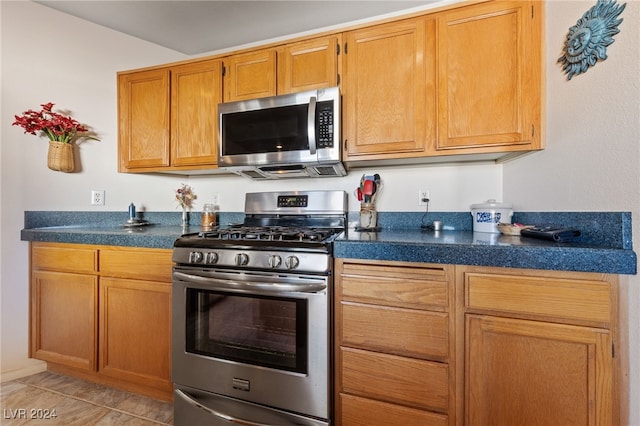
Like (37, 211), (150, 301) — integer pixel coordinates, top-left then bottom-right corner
(223, 35), (341, 102)
(277, 35), (341, 94)
(118, 68), (170, 170)
(118, 58), (222, 173)
(223, 48), (276, 102)
(117, 0), (545, 174)
(342, 18), (436, 159)
(171, 61), (222, 167)
(436, 1), (543, 153)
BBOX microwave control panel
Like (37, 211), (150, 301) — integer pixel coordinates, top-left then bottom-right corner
(316, 101), (334, 148)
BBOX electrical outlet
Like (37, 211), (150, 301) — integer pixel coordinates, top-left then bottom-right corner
(91, 190), (105, 206)
(418, 189), (430, 206)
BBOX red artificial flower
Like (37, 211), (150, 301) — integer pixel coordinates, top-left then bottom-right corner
(12, 103), (98, 143)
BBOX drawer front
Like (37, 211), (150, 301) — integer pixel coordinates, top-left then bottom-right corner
(341, 347), (448, 412)
(340, 393), (448, 426)
(100, 248), (173, 282)
(32, 243), (98, 274)
(340, 262), (449, 310)
(341, 302), (448, 359)
(465, 272), (612, 324)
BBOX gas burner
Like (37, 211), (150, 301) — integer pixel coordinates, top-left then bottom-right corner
(195, 226), (339, 243)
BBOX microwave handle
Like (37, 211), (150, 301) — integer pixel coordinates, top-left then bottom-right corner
(307, 96), (317, 155)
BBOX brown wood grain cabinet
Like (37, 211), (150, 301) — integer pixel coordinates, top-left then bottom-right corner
(460, 266), (620, 426)
(335, 259), (454, 426)
(436, 1), (543, 155)
(30, 244), (99, 372)
(342, 17), (436, 160)
(29, 242), (173, 401)
(223, 48), (276, 102)
(276, 35), (341, 95)
(335, 259), (625, 426)
(118, 59), (222, 173)
(117, 1), (545, 173)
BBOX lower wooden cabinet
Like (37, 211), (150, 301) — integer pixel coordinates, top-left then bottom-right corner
(336, 260), (624, 426)
(29, 242), (173, 401)
(30, 270), (98, 371)
(460, 266), (620, 426)
(335, 259), (454, 425)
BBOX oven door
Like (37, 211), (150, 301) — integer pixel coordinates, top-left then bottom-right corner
(172, 266), (331, 421)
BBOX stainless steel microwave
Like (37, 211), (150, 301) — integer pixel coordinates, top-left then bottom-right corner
(218, 87), (346, 179)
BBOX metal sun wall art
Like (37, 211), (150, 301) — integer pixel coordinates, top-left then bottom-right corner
(558, 0), (626, 80)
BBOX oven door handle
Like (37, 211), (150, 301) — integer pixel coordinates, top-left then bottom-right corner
(173, 271), (327, 295)
(175, 389), (275, 426)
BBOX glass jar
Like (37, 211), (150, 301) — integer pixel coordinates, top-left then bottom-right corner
(201, 204), (216, 230)
(359, 202), (377, 229)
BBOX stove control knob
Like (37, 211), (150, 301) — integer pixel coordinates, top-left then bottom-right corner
(268, 255), (282, 269)
(189, 251), (204, 263)
(205, 252), (219, 264)
(235, 253), (249, 266)
(285, 256), (300, 270)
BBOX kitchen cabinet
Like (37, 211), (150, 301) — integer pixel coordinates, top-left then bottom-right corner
(118, 58), (222, 173)
(334, 259), (454, 426)
(99, 248), (173, 396)
(223, 34), (341, 102)
(223, 48), (276, 102)
(436, 1), (542, 154)
(342, 17), (436, 160)
(116, 0), (545, 174)
(335, 259), (624, 426)
(29, 242), (174, 401)
(30, 244), (98, 372)
(459, 266), (621, 426)
(276, 35), (341, 94)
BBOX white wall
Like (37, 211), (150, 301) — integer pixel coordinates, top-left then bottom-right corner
(1, 0), (638, 423)
(504, 2), (640, 424)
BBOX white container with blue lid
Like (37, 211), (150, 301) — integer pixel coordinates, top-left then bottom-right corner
(470, 199), (513, 233)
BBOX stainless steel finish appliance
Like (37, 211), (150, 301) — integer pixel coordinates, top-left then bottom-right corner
(218, 87), (346, 179)
(172, 191), (347, 426)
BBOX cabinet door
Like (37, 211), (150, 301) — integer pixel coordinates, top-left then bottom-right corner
(31, 271), (98, 371)
(171, 60), (222, 167)
(99, 277), (172, 392)
(342, 18), (436, 158)
(437, 1), (542, 152)
(277, 35), (341, 94)
(118, 68), (170, 170)
(466, 314), (612, 426)
(223, 49), (276, 102)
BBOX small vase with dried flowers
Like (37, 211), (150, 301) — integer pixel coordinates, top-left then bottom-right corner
(12, 102), (99, 172)
(175, 184), (197, 227)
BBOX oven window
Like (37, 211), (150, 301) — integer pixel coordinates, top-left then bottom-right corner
(185, 289), (308, 374)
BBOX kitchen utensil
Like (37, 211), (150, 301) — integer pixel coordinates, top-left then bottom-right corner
(363, 179), (374, 202)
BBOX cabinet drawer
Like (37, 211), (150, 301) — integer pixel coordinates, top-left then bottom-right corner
(341, 347), (448, 412)
(341, 302), (448, 359)
(100, 248), (173, 282)
(32, 243), (98, 274)
(340, 393), (448, 426)
(465, 272), (612, 324)
(339, 262), (449, 310)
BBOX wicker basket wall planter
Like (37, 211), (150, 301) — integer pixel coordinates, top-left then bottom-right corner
(47, 141), (75, 173)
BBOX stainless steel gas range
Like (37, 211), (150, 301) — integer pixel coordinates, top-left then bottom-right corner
(172, 190), (347, 426)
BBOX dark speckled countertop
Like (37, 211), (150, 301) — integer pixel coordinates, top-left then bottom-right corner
(21, 210), (637, 275)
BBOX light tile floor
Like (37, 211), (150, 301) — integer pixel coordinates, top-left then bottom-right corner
(0, 371), (173, 425)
